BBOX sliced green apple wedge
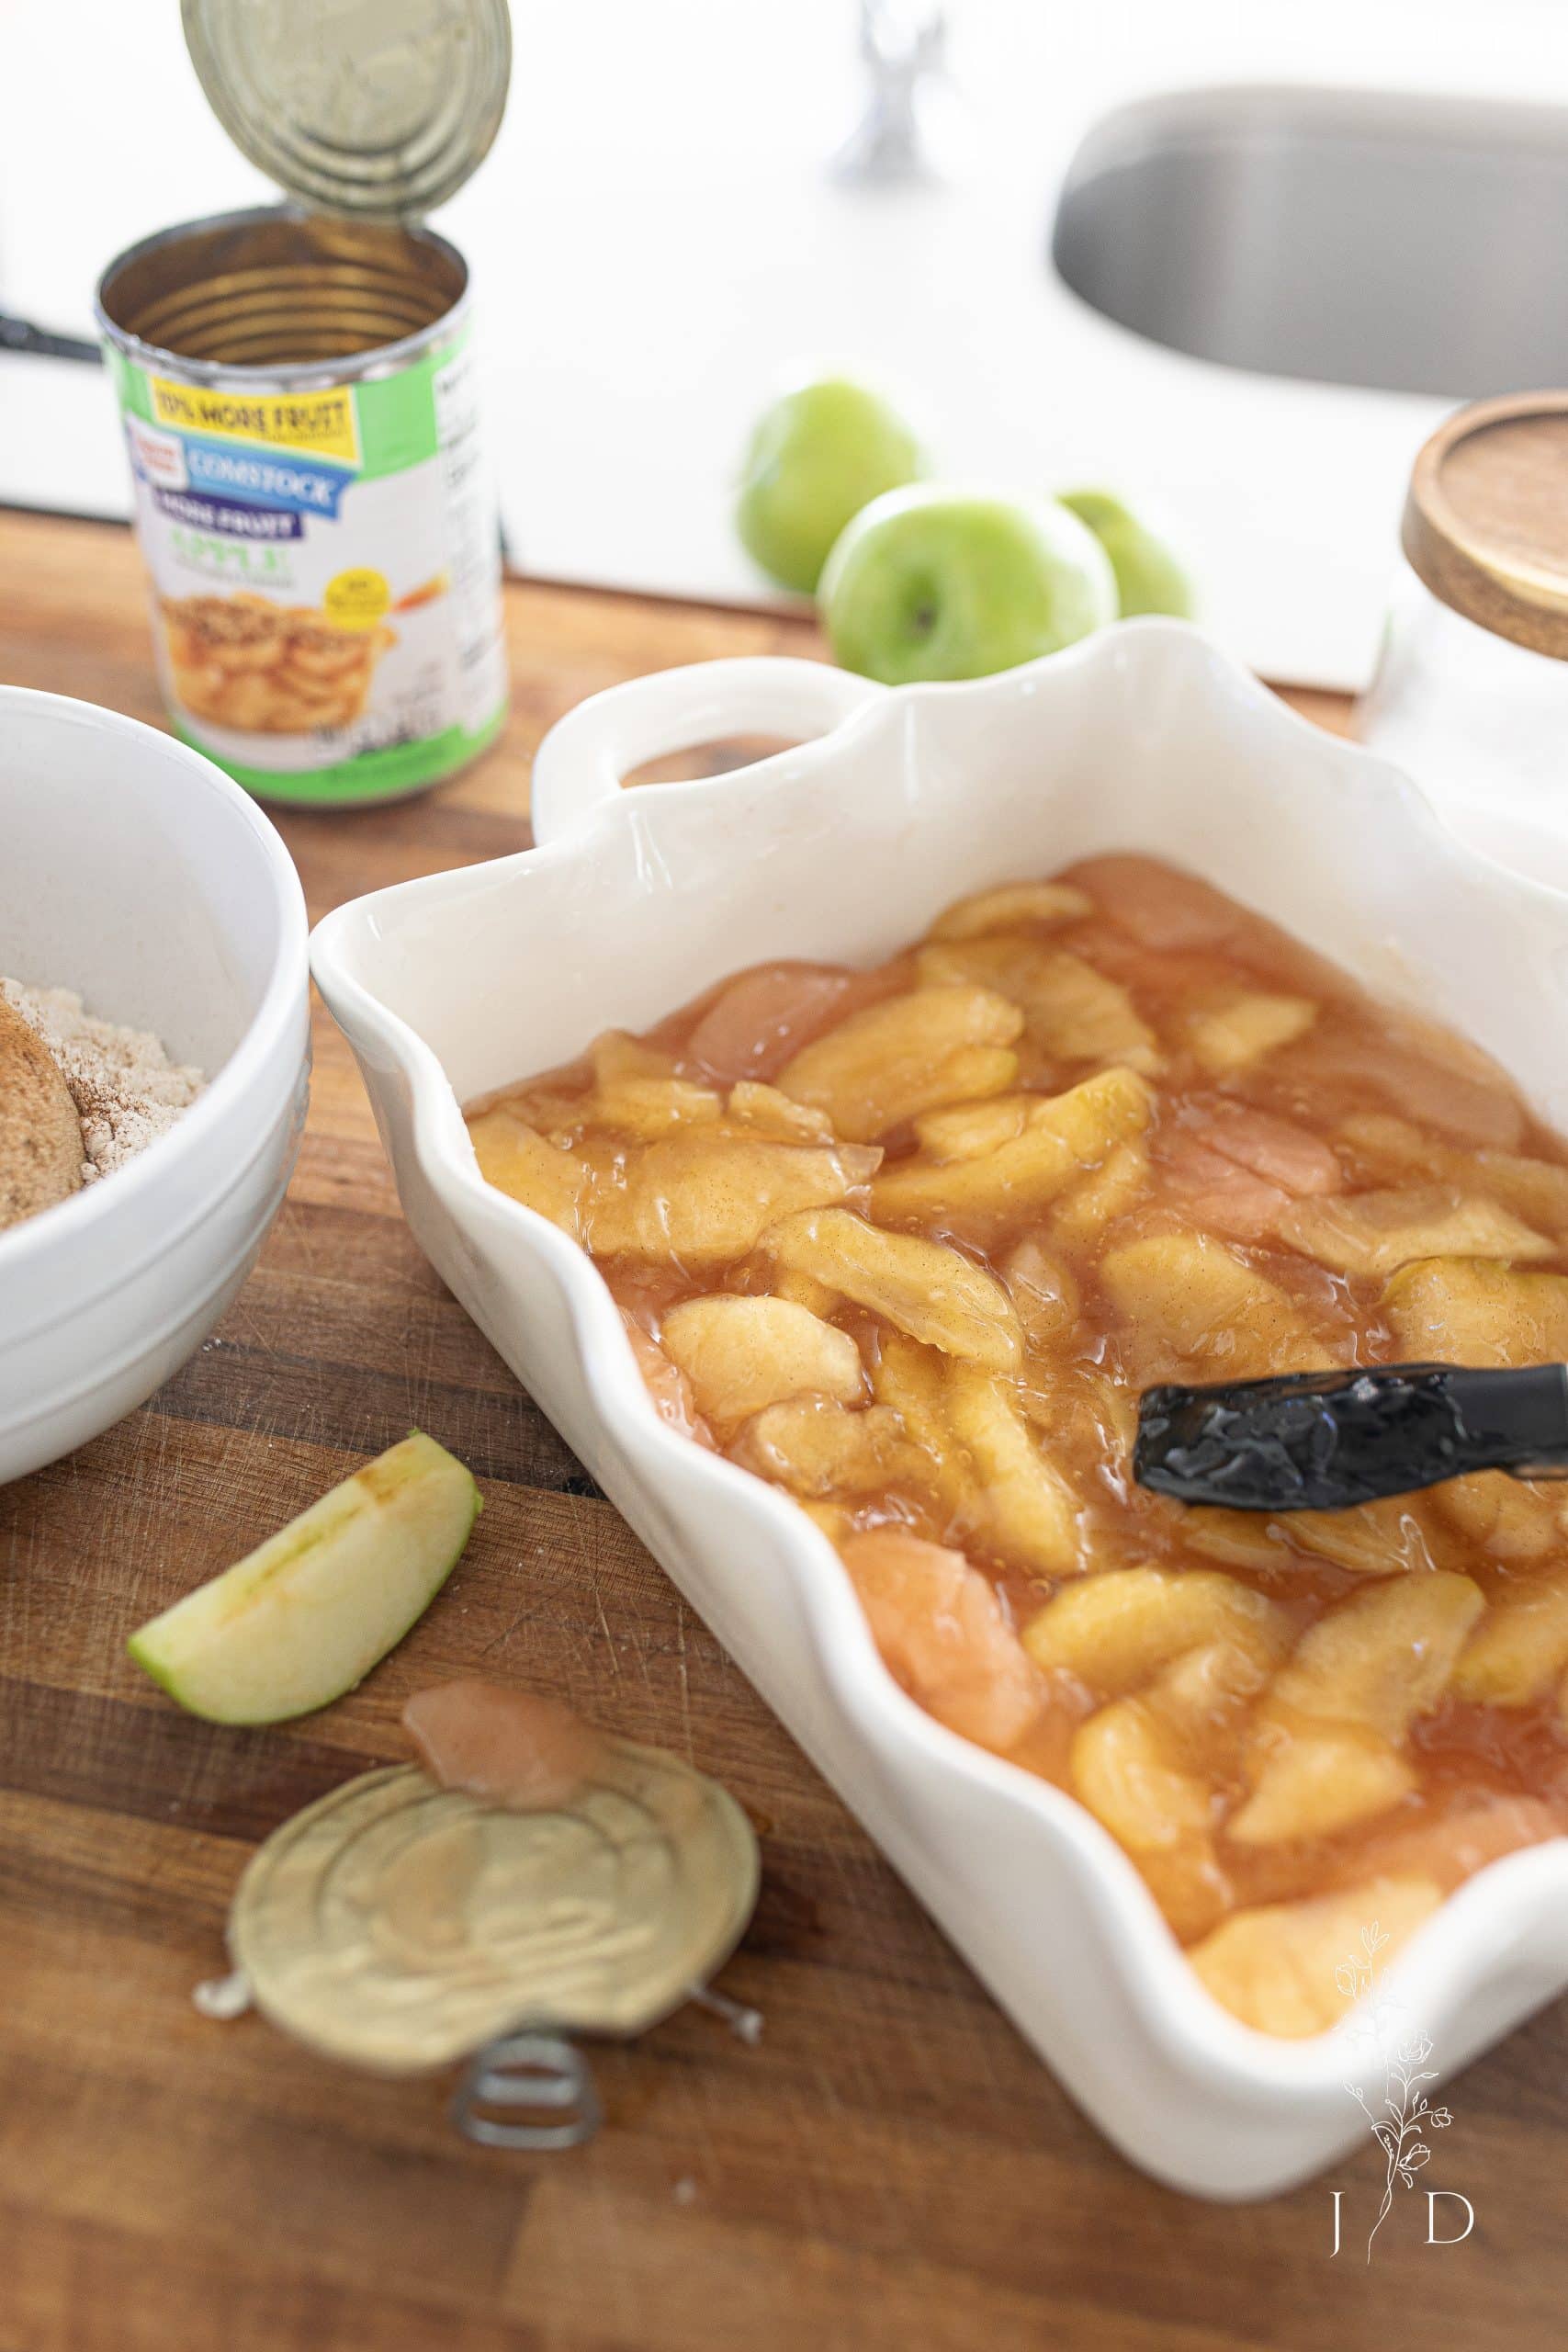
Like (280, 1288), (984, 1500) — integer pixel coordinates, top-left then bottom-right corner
(128, 1431), (480, 1724)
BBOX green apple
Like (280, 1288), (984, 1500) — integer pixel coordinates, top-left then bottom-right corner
(736, 375), (925, 595)
(819, 484), (1117, 684)
(1057, 489), (1196, 619)
(128, 1430), (480, 1724)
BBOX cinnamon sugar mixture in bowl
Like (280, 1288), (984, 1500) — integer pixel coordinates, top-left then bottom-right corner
(2, 977), (204, 1195)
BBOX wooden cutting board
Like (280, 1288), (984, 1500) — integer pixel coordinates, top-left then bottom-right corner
(0, 507), (1557, 2352)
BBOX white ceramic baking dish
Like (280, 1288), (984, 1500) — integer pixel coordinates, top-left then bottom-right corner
(310, 622), (1568, 2199)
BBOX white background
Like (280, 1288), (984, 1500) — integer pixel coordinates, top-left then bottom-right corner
(2, 0), (1567, 684)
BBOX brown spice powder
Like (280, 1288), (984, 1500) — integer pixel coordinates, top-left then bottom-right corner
(2, 978), (205, 1182)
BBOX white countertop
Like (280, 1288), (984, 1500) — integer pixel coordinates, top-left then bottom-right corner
(2, 0), (1565, 689)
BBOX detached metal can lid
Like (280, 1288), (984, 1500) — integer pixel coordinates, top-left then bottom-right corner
(182, 0), (512, 223)
(1402, 390), (1568, 662)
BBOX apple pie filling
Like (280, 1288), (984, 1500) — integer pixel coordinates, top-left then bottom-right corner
(160, 592), (394, 734)
(468, 854), (1568, 2036)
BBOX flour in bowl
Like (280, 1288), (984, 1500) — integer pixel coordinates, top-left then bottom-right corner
(2, 978), (205, 1182)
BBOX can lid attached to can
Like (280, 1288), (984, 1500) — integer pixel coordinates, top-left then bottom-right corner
(182, 0), (512, 223)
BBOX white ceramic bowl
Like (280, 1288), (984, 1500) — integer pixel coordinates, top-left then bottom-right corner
(310, 623), (1568, 2199)
(1, 685), (310, 1483)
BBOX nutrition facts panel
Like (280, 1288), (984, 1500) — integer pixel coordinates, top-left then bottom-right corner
(435, 339), (508, 740)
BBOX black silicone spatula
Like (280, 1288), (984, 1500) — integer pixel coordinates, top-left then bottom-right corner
(1134, 1363), (1568, 1512)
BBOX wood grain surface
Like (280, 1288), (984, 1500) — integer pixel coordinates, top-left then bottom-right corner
(1, 507), (1558, 2352)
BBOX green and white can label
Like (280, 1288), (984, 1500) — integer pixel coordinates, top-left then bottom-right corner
(105, 332), (507, 806)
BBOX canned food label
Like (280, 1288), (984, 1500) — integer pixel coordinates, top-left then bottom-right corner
(107, 330), (507, 804)
(147, 378), (361, 463)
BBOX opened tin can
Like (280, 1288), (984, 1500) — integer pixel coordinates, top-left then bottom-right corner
(95, 0), (512, 808)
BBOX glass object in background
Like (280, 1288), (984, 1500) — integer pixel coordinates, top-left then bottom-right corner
(830, 0), (958, 186)
(1359, 393), (1568, 888)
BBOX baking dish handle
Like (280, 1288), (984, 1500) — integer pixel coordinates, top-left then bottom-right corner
(528, 658), (886, 846)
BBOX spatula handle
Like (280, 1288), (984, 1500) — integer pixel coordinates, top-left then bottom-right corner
(1134, 1362), (1568, 1512)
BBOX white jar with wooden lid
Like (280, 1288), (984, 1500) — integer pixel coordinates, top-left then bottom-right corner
(1359, 392), (1568, 887)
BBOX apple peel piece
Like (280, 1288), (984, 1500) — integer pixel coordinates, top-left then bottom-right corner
(403, 1680), (608, 1811)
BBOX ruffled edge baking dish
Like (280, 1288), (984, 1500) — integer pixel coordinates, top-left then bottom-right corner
(310, 620), (1568, 2198)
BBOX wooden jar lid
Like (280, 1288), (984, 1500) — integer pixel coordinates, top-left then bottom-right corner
(1403, 392), (1568, 660)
